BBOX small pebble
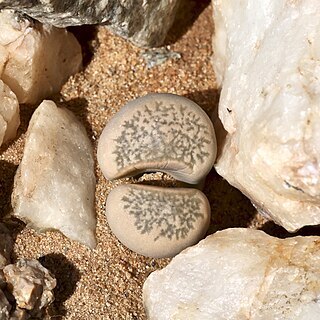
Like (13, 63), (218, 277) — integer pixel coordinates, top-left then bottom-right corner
(97, 93), (217, 184)
(3, 259), (56, 317)
(105, 184), (211, 258)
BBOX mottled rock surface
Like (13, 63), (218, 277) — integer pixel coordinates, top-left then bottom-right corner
(98, 93), (217, 184)
(3, 259), (56, 318)
(12, 100), (96, 248)
(0, 1), (181, 48)
(144, 228), (320, 319)
(106, 184), (211, 258)
(0, 10), (82, 104)
(0, 80), (19, 147)
(212, 0), (320, 231)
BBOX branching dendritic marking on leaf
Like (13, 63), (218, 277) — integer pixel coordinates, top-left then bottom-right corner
(113, 101), (211, 170)
(122, 188), (205, 241)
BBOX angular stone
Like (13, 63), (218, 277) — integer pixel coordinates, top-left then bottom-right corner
(98, 93), (217, 184)
(0, 289), (10, 320)
(0, 10), (82, 104)
(0, 1), (181, 48)
(3, 259), (56, 316)
(12, 100), (96, 248)
(212, 0), (320, 231)
(0, 80), (19, 146)
(0, 223), (13, 268)
(106, 184), (210, 258)
(143, 228), (320, 319)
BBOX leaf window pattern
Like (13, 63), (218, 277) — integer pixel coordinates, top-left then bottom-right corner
(113, 101), (211, 170)
(122, 187), (205, 241)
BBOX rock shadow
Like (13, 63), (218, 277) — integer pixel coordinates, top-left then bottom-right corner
(185, 88), (220, 117)
(39, 253), (81, 319)
(0, 160), (18, 220)
(165, 0), (211, 46)
(203, 169), (257, 235)
(185, 88), (257, 234)
(68, 25), (99, 68)
(260, 221), (320, 238)
(54, 96), (94, 142)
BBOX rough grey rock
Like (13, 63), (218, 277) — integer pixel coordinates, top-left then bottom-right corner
(12, 100), (97, 248)
(0, 10), (82, 104)
(212, 0), (320, 231)
(0, 80), (19, 147)
(0, 1), (181, 48)
(106, 184), (211, 258)
(98, 93), (217, 184)
(3, 259), (56, 317)
(141, 48), (181, 68)
(144, 228), (320, 320)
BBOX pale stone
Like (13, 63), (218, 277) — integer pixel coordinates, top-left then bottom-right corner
(12, 100), (96, 248)
(143, 228), (320, 320)
(3, 259), (56, 317)
(0, 1), (180, 48)
(212, 0), (320, 231)
(98, 93), (217, 184)
(106, 184), (210, 258)
(0, 79), (19, 146)
(0, 10), (82, 104)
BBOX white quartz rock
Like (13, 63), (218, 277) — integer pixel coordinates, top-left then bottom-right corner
(0, 79), (19, 146)
(212, 0), (320, 231)
(0, 10), (82, 104)
(12, 100), (96, 248)
(143, 228), (320, 320)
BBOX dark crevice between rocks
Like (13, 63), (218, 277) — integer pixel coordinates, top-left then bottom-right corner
(68, 25), (99, 68)
(203, 169), (258, 236)
(165, 0), (211, 46)
(0, 161), (26, 251)
(260, 221), (320, 238)
(39, 253), (81, 319)
(0, 160), (25, 263)
(0, 161), (17, 221)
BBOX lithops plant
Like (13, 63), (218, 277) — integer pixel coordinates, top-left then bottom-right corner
(97, 93), (217, 184)
(106, 184), (211, 258)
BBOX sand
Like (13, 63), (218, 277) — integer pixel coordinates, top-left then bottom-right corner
(1, 1), (319, 319)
